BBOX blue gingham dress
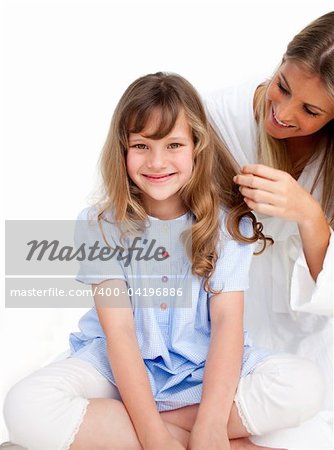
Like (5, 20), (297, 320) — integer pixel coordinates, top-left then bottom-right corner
(69, 207), (271, 411)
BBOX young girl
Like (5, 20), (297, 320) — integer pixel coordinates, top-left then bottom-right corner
(4, 73), (324, 450)
(205, 11), (334, 416)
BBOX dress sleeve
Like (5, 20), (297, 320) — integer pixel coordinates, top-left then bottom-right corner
(208, 215), (256, 297)
(74, 207), (126, 285)
(290, 227), (334, 316)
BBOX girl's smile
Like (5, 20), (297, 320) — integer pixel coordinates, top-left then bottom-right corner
(142, 172), (177, 183)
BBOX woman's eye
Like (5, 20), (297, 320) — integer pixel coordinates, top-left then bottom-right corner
(168, 143), (181, 149)
(303, 106), (319, 117)
(277, 81), (289, 95)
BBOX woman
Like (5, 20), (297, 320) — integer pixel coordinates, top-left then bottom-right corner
(205, 11), (334, 414)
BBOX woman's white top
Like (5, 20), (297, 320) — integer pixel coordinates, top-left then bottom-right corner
(204, 81), (333, 408)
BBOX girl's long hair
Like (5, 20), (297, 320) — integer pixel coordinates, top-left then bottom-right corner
(255, 11), (334, 226)
(98, 72), (267, 292)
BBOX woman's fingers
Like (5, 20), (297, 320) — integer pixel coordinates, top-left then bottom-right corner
(238, 186), (278, 205)
(234, 164), (317, 223)
(243, 197), (282, 216)
(233, 164), (304, 219)
(233, 173), (276, 193)
(240, 164), (286, 181)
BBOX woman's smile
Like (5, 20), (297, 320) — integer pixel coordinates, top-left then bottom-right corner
(271, 106), (294, 128)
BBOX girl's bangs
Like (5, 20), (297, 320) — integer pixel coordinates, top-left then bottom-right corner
(127, 100), (182, 139)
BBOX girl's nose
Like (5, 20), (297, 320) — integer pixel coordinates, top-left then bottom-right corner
(147, 148), (167, 169)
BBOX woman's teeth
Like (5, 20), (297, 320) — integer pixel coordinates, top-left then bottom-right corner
(272, 108), (292, 128)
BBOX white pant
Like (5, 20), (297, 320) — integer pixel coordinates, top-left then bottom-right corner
(4, 354), (325, 450)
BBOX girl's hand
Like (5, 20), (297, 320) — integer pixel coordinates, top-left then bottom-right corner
(144, 434), (186, 450)
(162, 438), (187, 450)
(187, 425), (230, 450)
(233, 164), (319, 225)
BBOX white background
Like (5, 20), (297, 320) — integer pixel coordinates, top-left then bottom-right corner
(1, 0), (333, 442)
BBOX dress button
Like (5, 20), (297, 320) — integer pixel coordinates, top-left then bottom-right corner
(162, 276), (168, 282)
(160, 302), (168, 310)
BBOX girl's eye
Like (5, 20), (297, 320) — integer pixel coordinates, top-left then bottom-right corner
(277, 80), (289, 95)
(303, 106), (319, 117)
(133, 144), (148, 150)
(168, 143), (181, 149)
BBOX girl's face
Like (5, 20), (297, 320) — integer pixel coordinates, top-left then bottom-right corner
(126, 109), (194, 219)
(264, 60), (334, 140)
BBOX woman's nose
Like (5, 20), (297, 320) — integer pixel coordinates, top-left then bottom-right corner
(276, 100), (296, 124)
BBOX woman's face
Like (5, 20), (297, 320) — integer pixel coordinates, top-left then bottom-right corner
(264, 60), (334, 140)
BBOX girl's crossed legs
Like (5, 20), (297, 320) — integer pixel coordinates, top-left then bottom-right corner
(4, 355), (324, 450)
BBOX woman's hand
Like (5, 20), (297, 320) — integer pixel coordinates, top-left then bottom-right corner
(233, 164), (319, 225)
(187, 424), (230, 450)
(234, 164), (331, 280)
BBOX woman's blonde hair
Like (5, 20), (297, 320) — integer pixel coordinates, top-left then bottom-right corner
(255, 11), (334, 225)
(98, 72), (267, 292)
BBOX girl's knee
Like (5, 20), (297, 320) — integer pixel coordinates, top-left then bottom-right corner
(4, 373), (76, 448)
(238, 355), (326, 435)
(281, 356), (325, 421)
(3, 379), (32, 440)
(262, 355), (325, 424)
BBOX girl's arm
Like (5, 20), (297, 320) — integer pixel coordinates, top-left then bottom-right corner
(234, 164), (331, 281)
(188, 291), (244, 450)
(94, 279), (185, 450)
